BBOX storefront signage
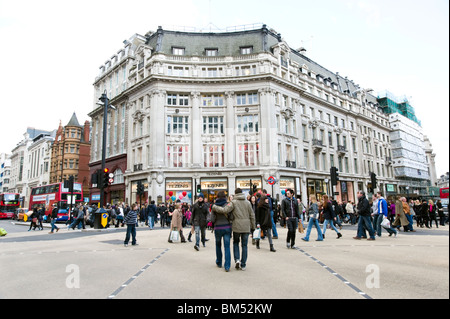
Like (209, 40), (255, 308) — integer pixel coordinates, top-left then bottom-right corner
(166, 182), (192, 190)
(206, 172), (222, 176)
(386, 184), (396, 193)
(236, 178), (262, 189)
(201, 178), (228, 190)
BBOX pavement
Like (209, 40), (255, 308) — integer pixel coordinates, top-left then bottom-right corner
(0, 220), (448, 300)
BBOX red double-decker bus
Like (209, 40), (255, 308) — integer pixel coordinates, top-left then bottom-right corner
(0, 193), (20, 219)
(440, 187), (449, 213)
(29, 182), (83, 221)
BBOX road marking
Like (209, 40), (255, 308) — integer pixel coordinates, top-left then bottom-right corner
(296, 247), (373, 300)
(107, 248), (169, 299)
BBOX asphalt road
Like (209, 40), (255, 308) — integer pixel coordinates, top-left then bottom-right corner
(0, 219), (448, 301)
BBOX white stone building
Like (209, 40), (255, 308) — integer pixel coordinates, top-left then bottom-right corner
(9, 128), (54, 207)
(89, 25), (399, 205)
(0, 153), (11, 193)
(26, 130), (56, 199)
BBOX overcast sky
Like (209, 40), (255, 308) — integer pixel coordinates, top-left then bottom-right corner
(0, 0), (448, 175)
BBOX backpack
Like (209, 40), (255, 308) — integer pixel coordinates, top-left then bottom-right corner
(0, 228), (7, 237)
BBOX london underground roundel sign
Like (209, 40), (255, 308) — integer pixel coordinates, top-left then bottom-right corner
(268, 176), (276, 185)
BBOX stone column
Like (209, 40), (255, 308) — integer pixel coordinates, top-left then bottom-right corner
(150, 90), (166, 168)
(191, 91), (202, 168)
(259, 88), (278, 166)
(225, 91), (236, 168)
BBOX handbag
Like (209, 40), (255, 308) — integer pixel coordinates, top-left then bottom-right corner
(32, 217), (38, 223)
(170, 228), (180, 242)
(253, 228), (261, 240)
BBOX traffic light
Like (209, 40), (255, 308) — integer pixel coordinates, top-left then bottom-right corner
(252, 184), (257, 194)
(370, 172), (377, 190)
(196, 184), (201, 194)
(136, 181), (144, 196)
(330, 167), (339, 186)
(64, 176), (74, 192)
(103, 168), (110, 188)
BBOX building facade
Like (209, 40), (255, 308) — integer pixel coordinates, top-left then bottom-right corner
(26, 131), (56, 198)
(49, 113), (91, 198)
(0, 153), (11, 193)
(9, 128), (54, 207)
(90, 25), (399, 205)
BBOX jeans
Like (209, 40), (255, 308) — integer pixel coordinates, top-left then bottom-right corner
(215, 228), (232, 270)
(373, 214), (383, 236)
(286, 218), (298, 247)
(405, 214), (415, 231)
(148, 216), (155, 229)
(233, 232), (250, 268)
(71, 218), (85, 230)
(357, 215), (376, 239)
(271, 210), (278, 237)
(303, 217), (323, 241)
(50, 219), (59, 232)
(195, 226), (206, 247)
(124, 224), (137, 245)
(322, 219), (339, 235)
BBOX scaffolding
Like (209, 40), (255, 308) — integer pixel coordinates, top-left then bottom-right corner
(377, 91), (421, 126)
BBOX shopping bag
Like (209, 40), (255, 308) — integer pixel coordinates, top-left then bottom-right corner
(381, 217), (391, 229)
(0, 228), (7, 237)
(170, 229), (180, 242)
(253, 228), (261, 240)
(298, 222), (304, 233)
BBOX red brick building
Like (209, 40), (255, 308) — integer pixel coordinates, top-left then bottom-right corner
(89, 154), (127, 205)
(49, 113), (91, 198)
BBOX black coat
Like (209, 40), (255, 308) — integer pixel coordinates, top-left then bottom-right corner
(191, 201), (209, 228)
(281, 197), (300, 219)
(255, 203), (272, 230)
(322, 202), (335, 220)
(357, 195), (371, 216)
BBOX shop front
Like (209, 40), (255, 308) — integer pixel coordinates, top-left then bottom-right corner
(307, 179), (327, 202)
(385, 184), (398, 200)
(336, 181), (355, 203)
(200, 178), (228, 203)
(165, 179), (193, 205)
(236, 177), (262, 197)
(279, 177), (296, 195)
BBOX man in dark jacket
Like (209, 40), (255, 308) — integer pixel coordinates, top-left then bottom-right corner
(191, 194), (209, 250)
(281, 189), (300, 249)
(354, 191), (375, 240)
(49, 204), (60, 234)
(146, 201), (157, 229)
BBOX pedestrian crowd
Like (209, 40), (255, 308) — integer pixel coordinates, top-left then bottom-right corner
(34, 188), (448, 273)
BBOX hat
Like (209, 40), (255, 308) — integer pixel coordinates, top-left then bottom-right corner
(198, 193), (204, 198)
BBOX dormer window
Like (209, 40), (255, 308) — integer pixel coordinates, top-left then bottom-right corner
(172, 47), (185, 56)
(240, 46), (253, 55)
(205, 48), (218, 56)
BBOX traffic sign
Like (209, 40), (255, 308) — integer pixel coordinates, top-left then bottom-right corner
(267, 176), (277, 185)
(101, 213), (108, 228)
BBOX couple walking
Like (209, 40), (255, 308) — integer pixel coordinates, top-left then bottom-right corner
(211, 188), (256, 272)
